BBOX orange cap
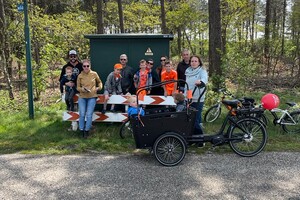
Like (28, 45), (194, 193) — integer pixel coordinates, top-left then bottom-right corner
(114, 63), (123, 69)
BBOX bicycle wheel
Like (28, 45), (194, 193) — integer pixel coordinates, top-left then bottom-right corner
(119, 119), (133, 139)
(228, 118), (267, 157)
(204, 104), (221, 123)
(249, 112), (268, 127)
(282, 110), (300, 134)
(153, 132), (186, 167)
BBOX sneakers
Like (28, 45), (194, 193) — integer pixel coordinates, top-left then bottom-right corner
(67, 126), (73, 131)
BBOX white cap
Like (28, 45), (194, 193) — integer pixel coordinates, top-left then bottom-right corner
(69, 50), (77, 55)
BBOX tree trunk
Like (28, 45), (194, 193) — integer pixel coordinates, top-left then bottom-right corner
(281, 0), (286, 56)
(296, 32), (300, 78)
(160, 0), (167, 34)
(96, 0), (104, 34)
(117, 0), (124, 33)
(184, 30), (195, 55)
(272, 5), (277, 40)
(220, 1), (228, 55)
(0, 0), (14, 99)
(251, 0), (256, 51)
(177, 27), (181, 57)
(208, 0), (222, 89)
(264, 0), (271, 76)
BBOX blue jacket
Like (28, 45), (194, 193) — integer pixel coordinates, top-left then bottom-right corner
(185, 66), (208, 102)
(128, 106), (145, 117)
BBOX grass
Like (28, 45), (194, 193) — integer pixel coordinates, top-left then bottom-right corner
(0, 108), (136, 154)
(0, 88), (300, 155)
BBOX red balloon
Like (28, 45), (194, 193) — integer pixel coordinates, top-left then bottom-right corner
(261, 93), (280, 110)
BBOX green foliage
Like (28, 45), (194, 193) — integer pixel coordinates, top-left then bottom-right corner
(32, 60), (47, 100)
(223, 44), (259, 93)
(123, 1), (160, 33)
(1, 0), (300, 102)
(0, 90), (28, 111)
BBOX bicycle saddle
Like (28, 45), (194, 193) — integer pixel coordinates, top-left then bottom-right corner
(222, 99), (240, 108)
(242, 97), (255, 103)
(286, 102), (297, 107)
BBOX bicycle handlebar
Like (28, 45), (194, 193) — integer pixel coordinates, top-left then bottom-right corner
(135, 79), (189, 105)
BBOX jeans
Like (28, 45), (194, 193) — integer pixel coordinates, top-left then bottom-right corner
(191, 102), (204, 135)
(78, 97), (97, 131)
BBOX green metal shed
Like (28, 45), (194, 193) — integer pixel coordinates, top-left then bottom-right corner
(84, 34), (174, 90)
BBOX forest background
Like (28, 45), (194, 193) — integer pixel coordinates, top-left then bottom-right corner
(0, 0), (299, 106)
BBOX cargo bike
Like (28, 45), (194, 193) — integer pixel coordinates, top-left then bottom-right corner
(124, 80), (267, 166)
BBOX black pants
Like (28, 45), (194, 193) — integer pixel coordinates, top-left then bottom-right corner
(65, 89), (75, 111)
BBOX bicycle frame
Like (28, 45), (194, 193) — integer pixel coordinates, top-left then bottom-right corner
(188, 109), (254, 145)
(270, 108), (298, 125)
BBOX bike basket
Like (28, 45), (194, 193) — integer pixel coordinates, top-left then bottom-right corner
(130, 110), (196, 149)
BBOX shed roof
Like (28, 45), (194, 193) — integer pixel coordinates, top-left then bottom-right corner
(84, 34), (174, 40)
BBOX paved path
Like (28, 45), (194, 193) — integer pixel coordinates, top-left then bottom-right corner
(0, 152), (300, 200)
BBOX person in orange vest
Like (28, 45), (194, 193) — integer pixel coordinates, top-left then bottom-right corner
(134, 59), (152, 99)
(161, 60), (178, 97)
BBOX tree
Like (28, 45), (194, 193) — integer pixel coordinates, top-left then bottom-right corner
(117, 0), (124, 33)
(160, 0), (167, 34)
(208, 0), (222, 89)
(264, 0), (271, 58)
(96, 0), (104, 34)
(0, 0), (14, 99)
(281, 0), (287, 55)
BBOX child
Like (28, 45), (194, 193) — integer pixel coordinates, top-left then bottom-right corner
(161, 60), (178, 96)
(173, 93), (186, 112)
(127, 96), (145, 117)
(60, 66), (77, 111)
(102, 63), (123, 114)
(134, 59), (152, 98)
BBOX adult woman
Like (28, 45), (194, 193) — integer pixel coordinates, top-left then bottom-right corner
(154, 55), (167, 95)
(77, 59), (103, 138)
(185, 55), (208, 137)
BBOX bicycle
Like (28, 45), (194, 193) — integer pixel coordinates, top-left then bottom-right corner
(128, 81), (267, 166)
(119, 118), (133, 139)
(204, 88), (257, 123)
(264, 102), (300, 134)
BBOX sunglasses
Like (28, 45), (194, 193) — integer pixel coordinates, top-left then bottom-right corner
(83, 65), (90, 68)
(160, 59), (166, 62)
(69, 55), (76, 58)
(120, 58), (127, 61)
(148, 62), (153, 65)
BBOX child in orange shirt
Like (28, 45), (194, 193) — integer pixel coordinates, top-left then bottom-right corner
(134, 59), (152, 98)
(161, 60), (178, 96)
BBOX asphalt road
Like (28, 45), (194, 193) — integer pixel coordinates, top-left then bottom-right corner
(0, 152), (300, 200)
